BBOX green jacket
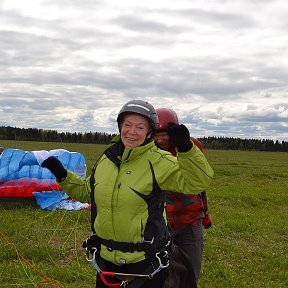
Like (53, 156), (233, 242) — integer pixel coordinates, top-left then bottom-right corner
(59, 139), (214, 265)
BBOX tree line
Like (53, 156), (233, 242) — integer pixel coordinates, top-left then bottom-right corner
(0, 126), (287, 152)
(0, 126), (114, 145)
(200, 136), (288, 152)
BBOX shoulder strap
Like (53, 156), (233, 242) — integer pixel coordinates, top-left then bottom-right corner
(90, 163), (98, 234)
(89, 141), (124, 233)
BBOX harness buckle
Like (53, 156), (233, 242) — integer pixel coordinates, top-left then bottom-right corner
(149, 250), (169, 279)
(141, 237), (154, 245)
(85, 246), (97, 262)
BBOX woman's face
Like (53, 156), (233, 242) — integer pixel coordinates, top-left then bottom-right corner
(120, 114), (151, 148)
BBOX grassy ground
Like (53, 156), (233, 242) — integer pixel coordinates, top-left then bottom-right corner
(200, 150), (288, 288)
(0, 140), (287, 287)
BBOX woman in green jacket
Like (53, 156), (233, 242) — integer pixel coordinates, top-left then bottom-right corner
(42, 99), (214, 288)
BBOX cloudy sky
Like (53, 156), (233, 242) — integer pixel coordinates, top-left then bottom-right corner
(1, 0), (288, 141)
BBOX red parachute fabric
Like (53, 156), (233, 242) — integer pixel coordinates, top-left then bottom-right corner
(0, 148), (86, 198)
(0, 179), (61, 198)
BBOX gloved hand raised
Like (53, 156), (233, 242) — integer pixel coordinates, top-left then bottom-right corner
(167, 123), (193, 152)
(41, 156), (67, 181)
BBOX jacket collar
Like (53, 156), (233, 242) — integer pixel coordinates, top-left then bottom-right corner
(105, 136), (155, 165)
(122, 141), (154, 161)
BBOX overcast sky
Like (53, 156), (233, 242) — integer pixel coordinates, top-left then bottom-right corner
(1, 0), (288, 141)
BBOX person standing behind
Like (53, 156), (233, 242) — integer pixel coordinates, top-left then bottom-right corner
(41, 100), (214, 288)
(155, 108), (212, 288)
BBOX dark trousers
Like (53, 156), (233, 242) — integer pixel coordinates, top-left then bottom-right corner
(164, 221), (204, 288)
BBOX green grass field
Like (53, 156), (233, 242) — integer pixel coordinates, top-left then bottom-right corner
(0, 140), (287, 287)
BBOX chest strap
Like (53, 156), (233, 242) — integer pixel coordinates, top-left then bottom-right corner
(95, 234), (155, 255)
(83, 234), (172, 258)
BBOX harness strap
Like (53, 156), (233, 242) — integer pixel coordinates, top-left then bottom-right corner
(90, 251), (169, 288)
(90, 171), (96, 234)
(84, 234), (156, 256)
(82, 234), (171, 288)
(99, 237), (148, 253)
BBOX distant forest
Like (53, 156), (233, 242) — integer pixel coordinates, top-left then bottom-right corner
(0, 126), (287, 152)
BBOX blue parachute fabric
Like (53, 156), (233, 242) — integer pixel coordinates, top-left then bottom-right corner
(57, 151), (86, 178)
(33, 191), (90, 210)
(0, 148), (55, 182)
(0, 148), (88, 211)
(33, 191), (68, 209)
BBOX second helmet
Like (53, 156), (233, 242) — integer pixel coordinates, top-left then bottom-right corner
(156, 108), (179, 132)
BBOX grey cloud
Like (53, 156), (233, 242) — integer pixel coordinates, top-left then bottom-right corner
(180, 103), (288, 140)
(45, 0), (104, 9)
(238, 108), (288, 123)
(0, 0), (287, 141)
(111, 5), (256, 34)
(112, 15), (183, 34)
(173, 8), (256, 30)
(103, 56), (284, 100)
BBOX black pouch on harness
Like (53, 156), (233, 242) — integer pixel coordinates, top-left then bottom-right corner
(95, 249), (170, 288)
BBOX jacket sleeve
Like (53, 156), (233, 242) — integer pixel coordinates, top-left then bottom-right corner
(57, 171), (92, 203)
(160, 144), (214, 194)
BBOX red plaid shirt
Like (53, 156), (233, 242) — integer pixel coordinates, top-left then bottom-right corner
(164, 138), (205, 228)
(166, 192), (204, 228)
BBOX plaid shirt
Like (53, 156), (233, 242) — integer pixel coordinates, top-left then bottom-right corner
(166, 191), (204, 228)
(164, 138), (206, 228)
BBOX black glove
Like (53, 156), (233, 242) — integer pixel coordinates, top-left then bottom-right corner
(167, 123), (193, 152)
(41, 156), (67, 181)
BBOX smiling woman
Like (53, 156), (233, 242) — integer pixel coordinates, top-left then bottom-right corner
(117, 100), (158, 148)
(120, 114), (151, 148)
(39, 99), (214, 288)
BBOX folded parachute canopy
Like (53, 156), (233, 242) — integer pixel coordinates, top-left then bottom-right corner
(0, 148), (86, 198)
